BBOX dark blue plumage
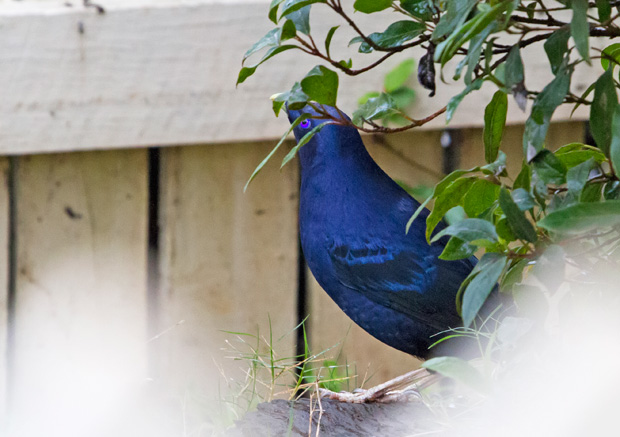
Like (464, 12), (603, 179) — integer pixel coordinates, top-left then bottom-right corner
(288, 104), (477, 359)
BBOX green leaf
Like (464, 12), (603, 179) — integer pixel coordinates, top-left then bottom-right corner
(406, 195), (432, 234)
(555, 147), (607, 168)
(566, 158), (595, 199)
(300, 65), (339, 106)
(400, 0), (434, 20)
(280, 0), (325, 17)
(463, 23), (495, 85)
(501, 258), (530, 292)
(462, 253), (507, 327)
(570, 0), (590, 63)
(609, 106), (620, 175)
(237, 45), (299, 85)
(388, 87), (416, 110)
(350, 21), (425, 53)
(538, 201), (620, 233)
(601, 43), (620, 71)
(237, 66), (259, 86)
(503, 45), (527, 111)
(604, 181), (620, 200)
(463, 179), (500, 217)
(544, 28), (570, 75)
(431, 218), (499, 245)
(281, 19), (297, 39)
(353, 0), (391, 13)
(581, 182), (603, 202)
(513, 162), (531, 190)
(435, 169), (479, 196)
(596, 0), (611, 21)
(325, 26), (339, 58)
(530, 61), (572, 120)
(504, 45), (524, 90)
(590, 67), (618, 155)
(531, 150), (567, 185)
(244, 113), (311, 191)
(384, 59), (416, 93)
(495, 216), (516, 241)
(281, 122), (331, 167)
(446, 78), (484, 123)
(445, 205), (466, 225)
(439, 236), (477, 260)
(285, 6), (311, 35)
(435, 1), (512, 65)
(432, 0), (478, 40)
(353, 92), (399, 125)
(269, 0), (286, 23)
(511, 188), (536, 211)
(407, 167), (484, 234)
(272, 99), (285, 116)
(483, 91), (508, 163)
(499, 188), (538, 242)
(339, 58), (353, 69)
(426, 178), (477, 241)
(243, 28), (281, 62)
(358, 91), (381, 105)
(523, 63), (573, 158)
(422, 357), (489, 393)
(571, 82), (597, 117)
(273, 82), (310, 110)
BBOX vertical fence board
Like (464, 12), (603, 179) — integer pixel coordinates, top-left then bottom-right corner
(460, 125), (524, 177)
(158, 142), (299, 398)
(10, 150), (148, 434)
(546, 121), (585, 150)
(0, 158), (8, 426)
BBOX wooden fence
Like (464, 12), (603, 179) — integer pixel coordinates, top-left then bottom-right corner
(0, 120), (585, 434)
(0, 0), (592, 434)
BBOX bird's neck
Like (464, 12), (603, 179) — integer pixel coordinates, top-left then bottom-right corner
(298, 140), (400, 239)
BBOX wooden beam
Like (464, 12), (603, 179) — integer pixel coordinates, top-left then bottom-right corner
(0, 0), (596, 154)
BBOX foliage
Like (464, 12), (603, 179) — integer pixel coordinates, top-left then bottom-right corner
(239, 0), (620, 394)
(212, 318), (355, 431)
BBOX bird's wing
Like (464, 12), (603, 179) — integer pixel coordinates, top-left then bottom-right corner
(328, 241), (470, 331)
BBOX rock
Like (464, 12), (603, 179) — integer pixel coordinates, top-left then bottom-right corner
(226, 397), (438, 436)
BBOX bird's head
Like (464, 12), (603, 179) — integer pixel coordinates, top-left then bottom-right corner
(285, 104), (362, 169)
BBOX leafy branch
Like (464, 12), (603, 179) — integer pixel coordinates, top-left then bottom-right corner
(239, 0), (620, 369)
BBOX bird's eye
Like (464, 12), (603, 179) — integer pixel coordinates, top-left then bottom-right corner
(299, 119), (311, 129)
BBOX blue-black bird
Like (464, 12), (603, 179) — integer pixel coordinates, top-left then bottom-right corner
(287, 104), (481, 401)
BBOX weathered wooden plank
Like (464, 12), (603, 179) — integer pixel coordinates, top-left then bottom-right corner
(0, 1), (597, 154)
(157, 142), (299, 398)
(449, 121), (585, 181)
(9, 150), (149, 433)
(0, 158), (8, 426)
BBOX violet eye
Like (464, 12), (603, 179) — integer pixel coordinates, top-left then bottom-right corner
(299, 119), (311, 129)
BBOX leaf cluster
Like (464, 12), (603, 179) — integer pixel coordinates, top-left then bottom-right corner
(239, 0), (620, 388)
